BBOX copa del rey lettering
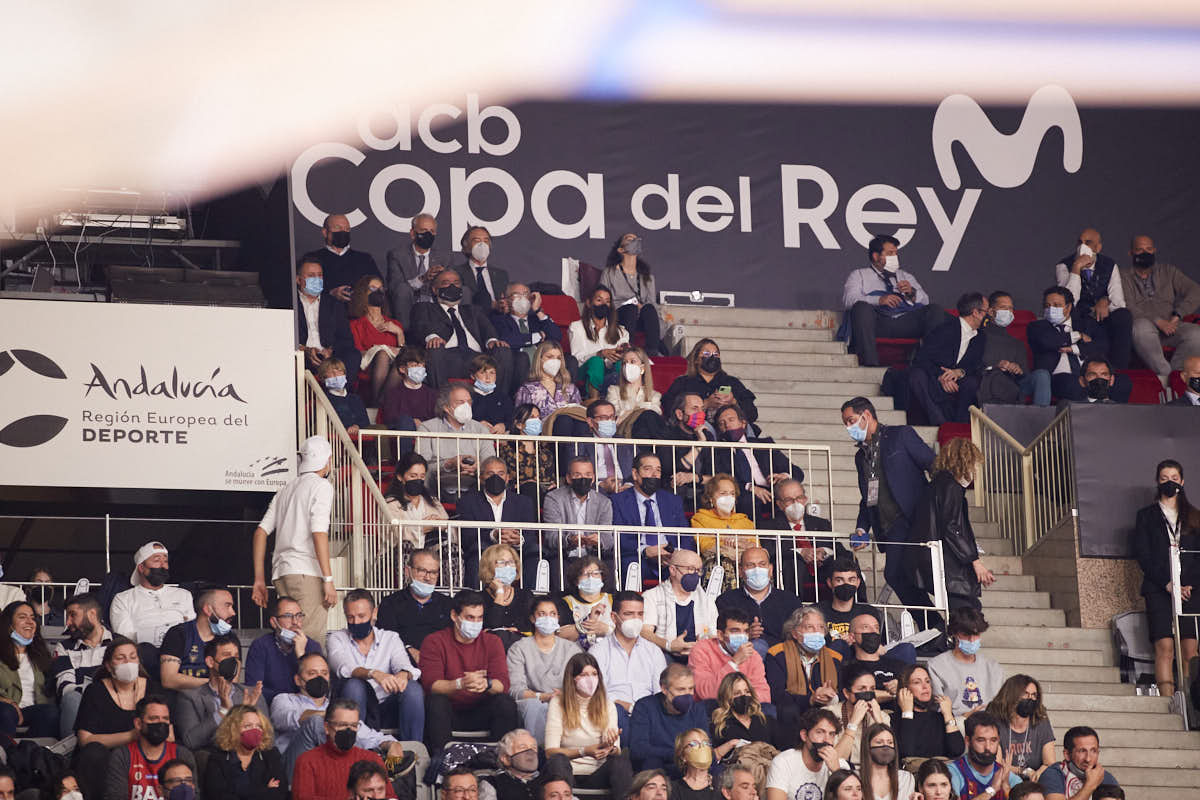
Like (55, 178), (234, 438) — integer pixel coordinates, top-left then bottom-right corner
(83, 364), (248, 403)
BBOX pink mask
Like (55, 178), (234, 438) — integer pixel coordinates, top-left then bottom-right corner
(575, 674), (600, 697)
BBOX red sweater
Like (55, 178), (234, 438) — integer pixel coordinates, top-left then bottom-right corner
(419, 627), (510, 709)
(292, 741), (391, 800)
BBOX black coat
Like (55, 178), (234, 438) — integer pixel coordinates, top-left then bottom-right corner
(1026, 317), (1109, 374)
(202, 747), (288, 800)
(1130, 503), (1200, 596)
(908, 470), (980, 599)
(296, 292), (359, 370)
(410, 300), (501, 349)
(913, 317), (985, 376)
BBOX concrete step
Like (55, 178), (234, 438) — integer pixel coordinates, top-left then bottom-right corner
(980, 589), (1050, 608)
(744, 378), (884, 396)
(735, 363), (887, 382)
(975, 537), (1014, 556)
(1044, 693), (1168, 713)
(1053, 709), (1184, 731)
(1120, 786), (1197, 800)
(682, 326), (836, 343)
(1094, 729), (1200, 749)
(1038, 680), (1134, 695)
(986, 574), (1037, 592)
(721, 351), (859, 368)
(979, 555), (1025, 576)
(980, 607), (1064, 626)
(755, 393), (894, 411)
(720, 340), (849, 355)
(985, 625), (1112, 651)
(984, 646), (1114, 666)
(1101, 766), (1200, 788)
(757, 407), (906, 426)
(1101, 747), (1200, 768)
(991, 663), (1121, 683)
(669, 307), (838, 328)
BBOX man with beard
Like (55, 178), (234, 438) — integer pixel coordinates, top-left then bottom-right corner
(948, 712), (1020, 798)
(51, 593), (112, 736)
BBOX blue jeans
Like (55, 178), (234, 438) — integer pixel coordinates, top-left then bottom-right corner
(339, 676), (425, 742)
(1019, 370), (1052, 407)
(517, 697), (551, 744)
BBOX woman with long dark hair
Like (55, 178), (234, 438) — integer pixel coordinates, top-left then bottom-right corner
(0, 600), (56, 737)
(603, 233), (663, 356)
(661, 338), (758, 424)
(545, 652), (632, 799)
(913, 759), (957, 800)
(985, 674), (1055, 780)
(569, 285), (630, 397)
(74, 636), (154, 799)
(893, 664), (963, 760)
(1130, 457), (1200, 697)
(384, 451), (455, 581)
(859, 722), (914, 800)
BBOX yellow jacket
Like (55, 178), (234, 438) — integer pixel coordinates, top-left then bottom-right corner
(690, 507), (756, 555)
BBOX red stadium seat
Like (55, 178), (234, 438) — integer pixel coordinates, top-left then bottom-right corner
(1169, 370), (1187, 399)
(1116, 369), (1165, 405)
(937, 423), (972, 447)
(650, 357), (687, 395)
(539, 294), (581, 357)
(875, 338), (919, 369)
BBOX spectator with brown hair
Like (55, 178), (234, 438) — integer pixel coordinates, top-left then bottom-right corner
(570, 284), (630, 397)
(380, 346), (437, 426)
(662, 338), (758, 424)
(927, 608), (1005, 717)
(603, 233), (664, 356)
(545, 652), (632, 799)
(986, 674), (1056, 781)
(470, 353), (515, 434)
(317, 358), (371, 439)
(0, 600), (56, 737)
(690, 474), (757, 592)
(348, 273), (406, 405)
(202, 703), (287, 800)
(764, 708), (848, 800)
(517, 341), (583, 419)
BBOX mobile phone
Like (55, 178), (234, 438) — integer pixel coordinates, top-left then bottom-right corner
(461, 456), (475, 466)
(718, 385), (731, 394)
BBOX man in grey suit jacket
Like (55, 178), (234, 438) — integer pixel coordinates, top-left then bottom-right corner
(384, 213), (450, 328)
(542, 457), (615, 587)
(453, 225), (509, 312)
(174, 634), (269, 750)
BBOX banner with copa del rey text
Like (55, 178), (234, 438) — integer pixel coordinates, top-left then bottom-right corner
(0, 300), (297, 491)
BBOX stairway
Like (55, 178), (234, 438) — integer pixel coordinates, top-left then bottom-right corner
(676, 305), (1200, 799)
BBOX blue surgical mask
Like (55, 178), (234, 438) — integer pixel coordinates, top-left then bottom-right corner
(410, 579), (435, 598)
(324, 375), (347, 391)
(802, 632), (827, 652)
(534, 616), (560, 636)
(1044, 306), (1065, 325)
(458, 619), (483, 640)
(993, 309), (1014, 328)
(578, 576), (604, 595)
(596, 419), (617, 438)
(276, 627), (297, 644)
(957, 637), (982, 655)
(474, 379), (496, 395)
(406, 366), (427, 384)
(727, 633), (749, 653)
(9, 631), (32, 647)
(523, 417), (543, 436)
(744, 567), (770, 591)
(210, 615), (233, 636)
(847, 417), (868, 443)
(494, 565), (517, 586)
(303, 276), (324, 297)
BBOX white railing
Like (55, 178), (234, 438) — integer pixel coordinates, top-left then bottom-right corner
(970, 406), (1076, 555)
(1170, 545), (1198, 727)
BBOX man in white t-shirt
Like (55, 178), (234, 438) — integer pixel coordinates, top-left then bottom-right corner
(109, 541), (195, 648)
(765, 708), (848, 800)
(252, 436), (337, 640)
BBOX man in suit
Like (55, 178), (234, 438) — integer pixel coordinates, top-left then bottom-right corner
(455, 456), (538, 589)
(416, 385), (496, 503)
(490, 282), (567, 379)
(295, 256), (359, 376)
(711, 404), (804, 518)
(1168, 355), (1200, 406)
(756, 479), (842, 598)
(453, 225), (509, 313)
(1028, 285), (1131, 403)
(310, 213), (381, 302)
(841, 396), (935, 623)
(175, 634), (268, 751)
(1054, 357), (1127, 411)
(410, 268), (513, 391)
(542, 456), (615, 586)
(612, 452), (697, 587)
(1054, 227), (1134, 368)
(384, 212), (450, 329)
(907, 292), (988, 425)
(560, 401), (635, 494)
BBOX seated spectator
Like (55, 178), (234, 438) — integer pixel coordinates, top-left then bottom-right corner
(688, 608), (770, 702)
(109, 541), (194, 649)
(816, 559), (880, 646)
(613, 453), (698, 586)
(1168, 354), (1200, 405)
(270, 653), (406, 779)
(631, 770), (672, 800)
(485, 729), (544, 800)
(416, 385), (496, 503)
(629, 664), (710, 775)
(419, 590), (519, 753)
(1041, 726), (1119, 800)
(664, 339), (759, 424)
(710, 673), (779, 763)
(319, 357), (372, 438)
(604, 233), (664, 355)
(1054, 356), (1131, 409)
(377, 548), (453, 663)
(1009, 784), (1047, 800)
(653, 392), (713, 500)
(73, 637), (154, 799)
(292, 699), (392, 800)
(0, 600), (56, 737)
(570, 284), (631, 397)
(842, 234), (945, 368)
(491, 282), (566, 379)
(499, 404), (558, 503)
(554, 556), (616, 647)
(894, 664), (963, 760)
(245, 595), (323, 705)
(592, 591), (667, 733)
(328, 589), (423, 741)
(349, 274), (406, 406)
(756, 479), (839, 596)
(1054, 227), (1133, 368)
(691, 474), (758, 592)
(312, 213), (381, 303)
(383, 455), (454, 575)
(443, 768), (482, 800)
(104, 696), (197, 800)
(1091, 787), (1123, 800)
(508, 598), (583, 742)
(454, 225), (509, 312)
(608, 347), (663, 420)
(717, 767), (757, 800)
(380, 346), (436, 428)
(1027, 286), (1116, 403)
(202, 703), (287, 800)
(979, 290), (1050, 407)
(928, 607), (1004, 717)
(914, 760), (958, 800)
(986, 674), (1055, 782)
(52, 592), (112, 737)
(643, 549), (720, 660)
(457, 456), (538, 587)
(348, 759), (398, 800)
(45, 772), (83, 800)
(410, 267), (513, 390)
(909, 437), (993, 618)
(385, 212), (448, 328)
(569, 400), (635, 497)
(297, 254), (361, 376)
(764, 708), (849, 800)
(947, 711), (1021, 799)
(176, 634), (268, 751)
(711, 405), (803, 517)
(823, 770), (862, 800)
(471, 353), (515, 434)
(670, 728), (718, 800)
(0, 768), (12, 800)
(907, 292), (988, 425)
(481, 543), (534, 649)
(25, 569), (62, 626)
(544, 653), (632, 798)
(717, 547), (802, 659)
(859, 722), (915, 800)
(764, 607), (842, 727)
(841, 614), (907, 705)
(826, 663), (888, 769)
(543, 457), (614, 579)
(159, 585), (237, 691)
(517, 341), (583, 418)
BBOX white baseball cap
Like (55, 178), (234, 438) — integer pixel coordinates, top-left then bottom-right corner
(131, 541), (169, 586)
(298, 435), (333, 474)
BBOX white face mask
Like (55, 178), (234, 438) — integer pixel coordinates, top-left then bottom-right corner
(114, 661), (140, 683)
(511, 296), (531, 316)
(471, 241), (491, 262)
(1077, 242), (1094, 258)
(883, 254), (900, 273)
(452, 402), (473, 424)
(715, 495), (737, 514)
(542, 358), (562, 377)
(785, 501), (806, 522)
(623, 362), (643, 383)
(993, 309), (1014, 327)
(619, 617), (644, 639)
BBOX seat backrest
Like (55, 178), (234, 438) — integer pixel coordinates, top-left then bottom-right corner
(539, 294), (581, 326)
(1169, 369), (1187, 398)
(651, 357), (687, 395)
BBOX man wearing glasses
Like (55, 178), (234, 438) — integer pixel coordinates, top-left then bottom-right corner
(158, 760), (197, 800)
(245, 595), (323, 704)
(640, 550), (719, 662)
(443, 768), (481, 800)
(377, 549), (453, 665)
(293, 699), (396, 800)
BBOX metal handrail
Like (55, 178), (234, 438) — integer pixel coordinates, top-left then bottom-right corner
(1170, 545), (1198, 727)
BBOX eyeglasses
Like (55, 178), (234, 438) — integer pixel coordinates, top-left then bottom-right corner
(275, 613), (306, 623)
(494, 559), (516, 568)
(445, 789), (479, 797)
(580, 570), (603, 579)
(410, 566), (439, 579)
(162, 777), (196, 788)
(672, 566), (701, 575)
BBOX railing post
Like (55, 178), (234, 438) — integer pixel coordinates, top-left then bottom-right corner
(969, 411), (986, 507)
(1020, 451), (1037, 553)
(104, 513), (111, 574)
(295, 351), (307, 447)
(350, 459), (366, 588)
(929, 540), (949, 615)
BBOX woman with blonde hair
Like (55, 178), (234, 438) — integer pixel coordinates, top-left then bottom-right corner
(690, 474), (757, 592)
(202, 704), (287, 799)
(670, 728), (718, 800)
(480, 543), (533, 649)
(710, 673), (776, 764)
(545, 652), (632, 798)
(607, 347), (661, 420)
(907, 436), (994, 613)
(516, 341), (582, 419)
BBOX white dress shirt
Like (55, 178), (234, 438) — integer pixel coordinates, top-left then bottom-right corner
(270, 692), (394, 752)
(258, 472), (335, 580)
(409, 246), (431, 289)
(735, 434), (769, 488)
(429, 301), (483, 351)
(590, 633), (668, 706)
(326, 626), (420, 701)
(568, 319), (630, 362)
(301, 294), (322, 348)
(109, 584), (196, 646)
(956, 317), (977, 364)
(1052, 318), (1083, 375)
(1055, 259), (1127, 310)
(470, 261), (498, 302)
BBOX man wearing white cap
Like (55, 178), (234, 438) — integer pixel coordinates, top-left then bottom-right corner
(251, 435), (337, 640)
(109, 542), (196, 647)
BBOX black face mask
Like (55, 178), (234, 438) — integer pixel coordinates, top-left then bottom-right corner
(1085, 378), (1111, 401)
(333, 727), (357, 752)
(857, 632), (882, 654)
(215, 657), (239, 681)
(403, 478), (425, 496)
(438, 284), (463, 302)
(1132, 251), (1156, 269)
(731, 695), (753, 715)
(570, 477), (594, 497)
(639, 476), (661, 495)
(832, 583), (858, 602)
(1015, 699), (1038, 718)
(330, 230), (351, 249)
(721, 426), (746, 442)
(413, 230), (436, 249)
(968, 748), (998, 768)
(304, 676), (330, 697)
(1189, 376), (1200, 394)
(144, 567), (169, 587)
(853, 690), (875, 703)
(142, 721), (170, 746)
(700, 355), (722, 373)
(347, 620), (373, 640)
(367, 290), (385, 307)
(484, 474), (508, 496)
(1159, 480), (1182, 498)
(592, 304), (611, 320)
(807, 741), (827, 761)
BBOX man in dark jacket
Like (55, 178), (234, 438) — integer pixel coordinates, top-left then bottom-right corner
(1027, 285), (1115, 403)
(756, 479), (841, 597)
(907, 292), (988, 425)
(410, 268), (514, 391)
(384, 212), (450, 328)
(1054, 227), (1134, 368)
(455, 457), (538, 588)
(711, 405), (804, 518)
(296, 256), (359, 376)
(484, 729), (542, 800)
(978, 291), (1049, 407)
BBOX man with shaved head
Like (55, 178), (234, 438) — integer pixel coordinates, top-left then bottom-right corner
(385, 212), (449, 327)
(1054, 227), (1134, 368)
(1119, 234), (1200, 382)
(306, 212), (382, 303)
(1167, 355), (1200, 406)
(716, 546), (801, 659)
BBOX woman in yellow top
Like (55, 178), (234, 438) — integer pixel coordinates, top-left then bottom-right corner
(690, 474), (757, 591)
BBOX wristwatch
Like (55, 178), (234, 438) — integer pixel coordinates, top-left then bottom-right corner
(322, 575), (334, 583)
